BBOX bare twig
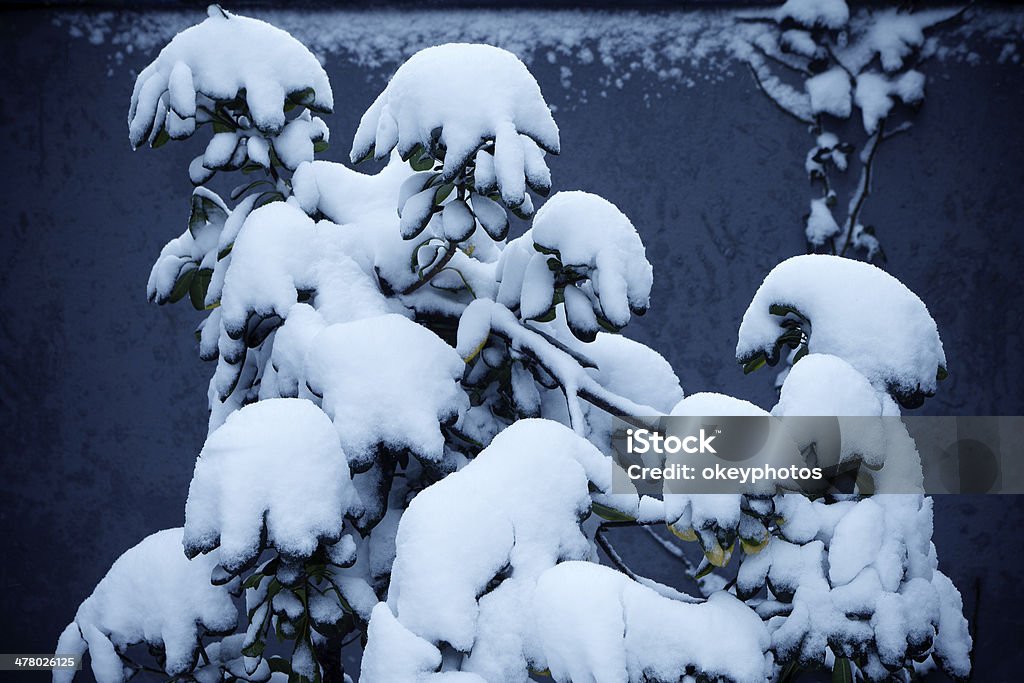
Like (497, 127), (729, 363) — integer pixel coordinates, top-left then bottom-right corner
(840, 121), (885, 255)
(596, 525), (700, 603)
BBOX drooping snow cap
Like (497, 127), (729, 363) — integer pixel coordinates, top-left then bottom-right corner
(529, 191), (653, 329)
(350, 43), (559, 198)
(737, 255), (946, 406)
(384, 418), (610, 651)
(183, 398), (359, 572)
(304, 314), (468, 470)
(128, 5), (332, 148)
(54, 528), (237, 683)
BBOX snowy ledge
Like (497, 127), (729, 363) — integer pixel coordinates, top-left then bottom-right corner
(57, 7), (1024, 88)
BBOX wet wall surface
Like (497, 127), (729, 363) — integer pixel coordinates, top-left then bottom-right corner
(0, 7), (1022, 681)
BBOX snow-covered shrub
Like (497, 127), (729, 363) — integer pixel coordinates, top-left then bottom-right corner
(738, 1), (970, 260)
(57, 6), (970, 683)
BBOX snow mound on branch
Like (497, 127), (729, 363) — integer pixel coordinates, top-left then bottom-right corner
(350, 43), (559, 203)
(217, 201), (318, 338)
(54, 528), (237, 683)
(531, 191), (653, 328)
(855, 70), (925, 134)
(304, 314), (467, 470)
(183, 398), (359, 571)
(382, 419), (609, 652)
(773, 354), (896, 417)
(776, 0), (849, 30)
(805, 68), (852, 118)
(737, 255), (945, 404)
(671, 391), (766, 417)
(128, 6), (332, 148)
(533, 562), (771, 683)
(805, 197), (841, 246)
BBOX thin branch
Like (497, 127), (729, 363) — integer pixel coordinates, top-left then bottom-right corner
(750, 41), (811, 77)
(823, 42), (855, 80)
(596, 525), (700, 603)
(921, 2), (974, 35)
(485, 303), (660, 429)
(745, 62), (814, 125)
(401, 240), (457, 295)
(840, 121), (885, 255)
(882, 120), (913, 141)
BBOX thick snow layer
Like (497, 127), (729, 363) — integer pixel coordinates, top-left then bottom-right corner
(184, 398), (359, 571)
(773, 353), (895, 417)
(805, 197), (840, 246)
(530, 191), (653, 328)
(128, 7), (332, 148)
(776, 0), (849, 30)
(382, 419), (609, 652)
(350, 43), (559, 205)
(55, 529), (237, 683)
(217, 202), (319, 337)
(533, 562), (771, 683)
(855, 70), (925, 134)
(304, 314), (467, 470)
(737, 255), (946, 402)
(738, 495), (971, 677)
(805, 68), (852, 118)
(361, 604), (442, 683)
(671, 391), (766, 418)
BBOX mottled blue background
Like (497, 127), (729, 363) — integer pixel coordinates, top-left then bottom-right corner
(1, 6), (1022, 681)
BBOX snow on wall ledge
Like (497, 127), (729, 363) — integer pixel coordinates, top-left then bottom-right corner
(56, 7), (1024, 91)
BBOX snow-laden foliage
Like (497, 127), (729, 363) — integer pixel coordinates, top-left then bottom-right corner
(58, 6), (972, 683)
(737, 254), (947, 407)
(128, 5), (331, 149)
(534, 562), (771, 683)
(350, 42), (559, 206)
(55, 529), (238, 683)
(305, 314), (468, 470)
(183, 398), (360, 572)
(739, 0), (966, 261)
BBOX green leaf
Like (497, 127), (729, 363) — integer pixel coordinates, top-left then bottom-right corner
(355, 145), (376, 164)
(694, 559), (715, 579)
(268, 657), (292, 675)
(793, 345), (810, 364)
(151, 128), (171, 149)
(592, 501), (635, 523)
(433, 183), (455, 205)
(169, 266), (197, 304)
(288, 87), (316, 107)
(410, 153), (434, 172)
(832, 656), (853, 683)
(241, 639), (265, 658)
(402, 143), (425, 163)
(779, 661), (802, 683)
(313, 140), (329, 153)
(936, 365), (948, 381)
(243, 573), (265, 590)
(530, 306), (557, 323)
(769, 303), (807, 320)
(189, 268), (214, 311)
(742, 353), (767, 375)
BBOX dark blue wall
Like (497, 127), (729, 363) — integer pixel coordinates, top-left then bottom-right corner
(1, 7), (1022, 681)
